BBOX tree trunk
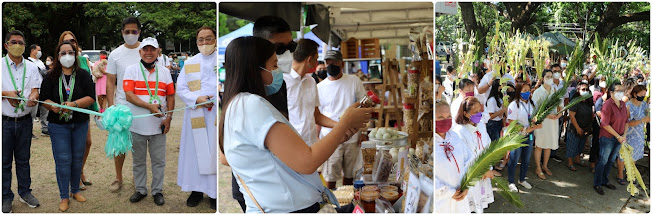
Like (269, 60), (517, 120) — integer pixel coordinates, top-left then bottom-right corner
(582, 2), (649, 58)
(459, 2), (489, 74)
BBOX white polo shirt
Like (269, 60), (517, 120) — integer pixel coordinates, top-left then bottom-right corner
(106, 44), (141, 105)
(283, 68), (320, 146)
(122, 64), (175, 135)
(2, 56), (42, 117)
(317, 74), (365, 143)
(507, 100), (534, 128)
(27, 57), (46, 76)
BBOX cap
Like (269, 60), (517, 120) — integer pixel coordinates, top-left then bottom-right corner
(324, 50), (342, 61)
(139, 37), (159, 49)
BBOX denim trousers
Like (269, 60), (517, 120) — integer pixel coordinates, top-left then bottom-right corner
(594, 136), (621, 186)
(486, 119), (503, 142)
(49, 122), (88, 199)
(508, 133), (534, 184)
(2, 118), (34, 201)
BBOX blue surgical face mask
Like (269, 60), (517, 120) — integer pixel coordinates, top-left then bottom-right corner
(521, 91), (531, 100)
(260, 67), (284, 95)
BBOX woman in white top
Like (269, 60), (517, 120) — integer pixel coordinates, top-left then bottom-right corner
(506, 81), (543, 192)
(218, 37), (372, 213)
(435, 101), (473, 213)
(531, 70), (563, 179)
(452, 96), (497, 212)
(451, 78), (476, 124)
(487, 82), (515, 171)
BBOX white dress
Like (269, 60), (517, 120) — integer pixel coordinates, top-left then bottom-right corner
(435, 131), (474, 213)
(176, 52), (217, 199)
(532, 86), (560, 150)
(452, 123), (495, 212)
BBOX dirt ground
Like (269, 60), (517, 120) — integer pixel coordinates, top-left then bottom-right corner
(6, 95), (216, 213)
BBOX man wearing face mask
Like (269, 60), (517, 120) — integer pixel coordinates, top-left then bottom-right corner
(252, 15), (294, 119)
(175, 27), (217, 209)
(122, 37), (175, 206)
(549, 64), (566, 163)
(312, 61), (327, 83)
(105, 16), (142, 192)
(28, 44), (48, 136)
(317, 50), (365, 189)
(2, 30), (42, 213)
(284, 39), (338, 146)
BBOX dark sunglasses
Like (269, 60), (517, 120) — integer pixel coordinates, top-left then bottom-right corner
(63, 39), (76, 44)
(275, 41), (297, 55)
(123, 30), (139, 35)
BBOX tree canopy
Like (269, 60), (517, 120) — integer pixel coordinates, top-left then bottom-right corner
(2, 2), (216, 58)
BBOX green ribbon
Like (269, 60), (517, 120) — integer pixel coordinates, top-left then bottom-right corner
(2, 95), (215, 157)
(5, 57), (26, 113)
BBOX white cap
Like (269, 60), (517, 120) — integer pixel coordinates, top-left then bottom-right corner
(139, 37), (159, 49)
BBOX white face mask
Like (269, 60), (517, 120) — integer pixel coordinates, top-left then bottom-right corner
(545, 78), (554, 86)
(60, 54), (76, 68)
(46, 60), (52, 66)
(276, 50), (293, 74)
(36, 51), (42, 59)
(553, 73), (561, 79)
(613, 92), (625, 101)
(599, 81), (607, 88)
(580, 90), (590, 96)
(435, 84), (439, 93)
(123, 34), (139, 46)
(581, 80), (588, 84)
(197, 44), (216, 56)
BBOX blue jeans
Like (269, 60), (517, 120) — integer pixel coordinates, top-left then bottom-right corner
(49, 122), (88, 199)
(594, 137), (621, 186)
(486, 120), (503, 142)
(2, 118), (33, 201)
(508, 134), (534, 184)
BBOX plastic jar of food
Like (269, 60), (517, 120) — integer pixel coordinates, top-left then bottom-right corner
(380, 190), (400, 204)
(407, 69), (420, 97)
(359, 90), (381, 108)
(353, 180), (365, 201)
(360, 190), (379, 213)
(403, 103), (415, 134)
(380, 185), (398, 192)
(362, 185), (380, 193)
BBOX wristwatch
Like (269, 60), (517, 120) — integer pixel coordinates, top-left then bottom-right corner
(73, 101), (78, 107)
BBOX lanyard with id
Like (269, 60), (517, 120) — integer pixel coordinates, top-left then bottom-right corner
(521, 101), (534, 141)
(139, 64), (161, 105)
(4, 57), (27, 113)
(58, 71), (76, 121)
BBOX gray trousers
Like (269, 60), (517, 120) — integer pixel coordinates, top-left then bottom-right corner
(39, 105), (48, 132)
(131, 132), (166, 195)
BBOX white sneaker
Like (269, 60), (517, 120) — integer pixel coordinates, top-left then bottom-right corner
(519, 180), (532, 189)
(508, 183), (518, 192)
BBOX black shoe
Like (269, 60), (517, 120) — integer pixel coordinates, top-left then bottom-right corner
(153, 193), (165, 206)
(129, 192), (147, 203)
(551, 155), (563, 163)
(603, 183), (616, 190)
(41, 130), (49, 136)
(31, 134), (37, 139)
(186, 191), (203, 207)
(210, 198), (216, 210)
(594, 186), (605, 195)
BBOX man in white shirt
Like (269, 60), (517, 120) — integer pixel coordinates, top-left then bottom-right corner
(284, 39), (337, 146)
(28, 44), (48, 136)
(123, 37), (175, 206)
(156, 48), (171, 70)
(442, 65), (457, 104)
(105, 16), (142, 192)
(478, 67), (515, 105)
(2, 30), (42, 212)
(317, 50), (365, 189)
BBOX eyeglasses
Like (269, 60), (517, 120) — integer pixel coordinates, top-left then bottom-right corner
(123, 30), (139, 35)
(7, 41), (25, 45)
(63, 39), (76, 44)
(275, 41), (297, 55)
(59, 51), (76, 56)
(197, 37), (215, 44)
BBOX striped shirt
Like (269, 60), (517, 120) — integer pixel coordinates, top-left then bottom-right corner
(123, 63), (175, 135)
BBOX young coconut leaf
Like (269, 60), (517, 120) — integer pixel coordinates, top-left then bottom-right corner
(532, 85), (567, 125)
(459, 122), (528, 191)
(619, 142), (649, 198)
(491, 177), (525, 208)
(558, 93), (593, 113)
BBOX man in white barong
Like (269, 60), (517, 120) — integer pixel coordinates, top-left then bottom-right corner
(176, 26), (217, 210)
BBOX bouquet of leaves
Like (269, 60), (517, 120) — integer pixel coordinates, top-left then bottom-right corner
(530, 38), (550, 79)
(459, 122), (528, 207)
(619, 142), (649, 198)
(563, 41), (585, 83)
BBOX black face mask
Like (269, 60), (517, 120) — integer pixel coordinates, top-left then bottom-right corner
(140, 59), (156, 69)
(327, 64), (341, 77)
(506, 91), (516, 98)
(637, 96), (645, 101)
(317, 69), (328, 79)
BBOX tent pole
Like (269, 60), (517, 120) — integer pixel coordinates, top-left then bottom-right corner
(299, 3), (305, 39)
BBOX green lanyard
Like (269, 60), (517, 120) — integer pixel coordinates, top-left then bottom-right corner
(58, 71), (76, 121)
(139, 63), (160, 104)
(4, 57), (27, 113)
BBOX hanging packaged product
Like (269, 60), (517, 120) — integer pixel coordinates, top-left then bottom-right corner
(403, 103), (415, 134)
(407, 69), (420, 98)
(361, 141), (376, 175)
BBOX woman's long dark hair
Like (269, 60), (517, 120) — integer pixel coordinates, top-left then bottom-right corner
(219, 36), (276, 153)
(486, 78), (502, 108)
(48, 41), (81, 78)
(510, 81), (533, 108)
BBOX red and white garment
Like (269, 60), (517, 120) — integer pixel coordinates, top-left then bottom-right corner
(435, 131), (474, 213)
(452, 123), (495, 213)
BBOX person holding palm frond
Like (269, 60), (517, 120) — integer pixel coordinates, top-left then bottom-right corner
(593, 82), (628, 195)
(566, 82), (594, 171)
(506, 81), (543, 192)
(435, 101), (474, 213)
(615, 85), (649, 185)
(451, 79), (476, 124)
(531, 70), (563, 179)
(452, 97), (497, 212)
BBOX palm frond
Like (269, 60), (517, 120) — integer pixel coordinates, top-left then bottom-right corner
(620, 142), (649, 198)
(533, 85), (567, 125)
(459, 123), (528, 190)
(564, 42), (585, 83)
(491, 177), (525, 208)
(559, 93), (593, 113)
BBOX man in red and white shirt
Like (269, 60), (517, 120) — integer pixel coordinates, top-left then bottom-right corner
(122, 37), (175, 206)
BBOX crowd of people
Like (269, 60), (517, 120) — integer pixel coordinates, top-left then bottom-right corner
(435, 57), (650, 212)
(2, 16), (217, 212)
(219, 16), (371, 213)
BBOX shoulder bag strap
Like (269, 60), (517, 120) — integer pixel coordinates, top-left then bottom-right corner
(236, 174), (265, 213)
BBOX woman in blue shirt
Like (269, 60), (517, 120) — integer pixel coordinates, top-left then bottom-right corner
(218, 36), (372, 213)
